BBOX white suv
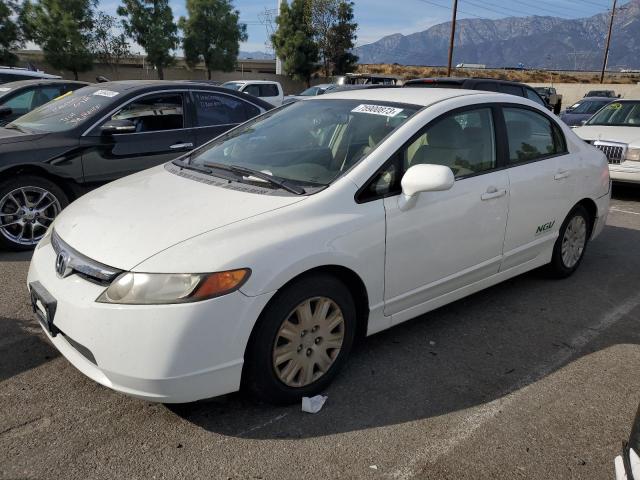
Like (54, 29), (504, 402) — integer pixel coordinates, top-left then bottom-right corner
(222, 80), (284, 106)
(28, 88), (610, 405)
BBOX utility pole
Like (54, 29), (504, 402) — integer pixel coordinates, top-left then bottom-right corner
(446, 0), (458, 77)
(600, 0), (617, 84)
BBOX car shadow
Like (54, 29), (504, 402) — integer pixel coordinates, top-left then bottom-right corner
(612, 183), (640, 201)
(169, 223), (640, 439)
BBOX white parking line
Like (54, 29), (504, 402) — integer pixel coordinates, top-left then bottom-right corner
(386, 291), (640, 479)
(610, 207), (640, 216)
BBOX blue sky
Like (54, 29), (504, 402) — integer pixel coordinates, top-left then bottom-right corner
(100, 0), (618, 52)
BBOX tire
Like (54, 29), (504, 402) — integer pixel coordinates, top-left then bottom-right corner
(0, 175), (68, 251)
(242, 274), (357, 405)
(546, 205), (591, 278)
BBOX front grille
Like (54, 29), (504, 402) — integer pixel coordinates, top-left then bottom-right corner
(593, 141), (626, 164)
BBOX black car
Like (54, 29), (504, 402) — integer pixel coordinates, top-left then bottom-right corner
(0, 80), (272, 250)
(0, 79), (89, 126)
(403, 77), (549, 110)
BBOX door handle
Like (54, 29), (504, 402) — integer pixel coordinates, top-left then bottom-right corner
(170, 142), (194, 150)
(481, 187), (507, 201)
(554, 169), (570, 180)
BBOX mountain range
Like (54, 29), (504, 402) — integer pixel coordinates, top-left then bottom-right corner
(353, 0), (640, 70)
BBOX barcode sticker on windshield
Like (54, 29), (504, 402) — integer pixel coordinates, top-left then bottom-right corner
(93, 89), (119, 98)
(352, 104), (403, 117)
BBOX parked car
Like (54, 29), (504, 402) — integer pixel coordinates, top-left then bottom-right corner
(221, 80), (284, 106)
(559, 97), (613, 127)
(334, 73), (402, 86)
(403, 77), (550, 111)
(284, 83), (398, 104)
(573, 100), (640, 184)
(27, 88), (610, 405)
(0, 67), (61, 84)
(614, 402), (640, 480)
(534, 86), (563, 114)
(0, 80), (272, 250)
(296, 84), (334, 96)
(0, 79), (88, 126)
(585, 90), (619, 98)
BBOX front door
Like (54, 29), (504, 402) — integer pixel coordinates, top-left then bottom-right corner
(383, 106), (509, 320)
(82, 92), (195, 185)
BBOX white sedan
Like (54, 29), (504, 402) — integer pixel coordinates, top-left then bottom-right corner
(574, 100), (640, 184)
(27, 88), (611, 404)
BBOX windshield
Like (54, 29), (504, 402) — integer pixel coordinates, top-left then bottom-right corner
(586, 101), (640, 127)
(222, 82), (244, 91)
(7, 86), (118, 133)
(187, 99), (419, 187)
(572, 100), (611, 115)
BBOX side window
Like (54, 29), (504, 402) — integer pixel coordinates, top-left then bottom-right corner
(499, 84), (524, 97)
(110, 93), (184, 132)
(525, 88), (547, 107)
(359, 157), (401, 201)
(244, 84), (261, 97)
(3, 89), (36, 114)
(503, 107), (565, 164)
(193, 92), (259, 126)
(32, 87), (63, 108)
(259, 84), (279, 97)
(403, 107), (496, 178)
(475, 82), (498, 92)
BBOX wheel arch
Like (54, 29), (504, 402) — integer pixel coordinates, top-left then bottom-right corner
(0, 164), (81, 202)
(573, 197), (598, 236)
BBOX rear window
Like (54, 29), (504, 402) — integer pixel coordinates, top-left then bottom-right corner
(259, 84), (279, 97)
(499, 84), (524, 97)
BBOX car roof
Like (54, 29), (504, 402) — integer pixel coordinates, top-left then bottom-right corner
(0, 79), (89, 89)
(578, 96), (615, 102)
(312, 87), (491, 107)
(222, 80), (279, 85)
(404, 77), (532, 87)
(0, 68), (60, 79)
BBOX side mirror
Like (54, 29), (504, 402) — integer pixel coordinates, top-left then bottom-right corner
(399, 164), (455, 210)
(0, 106), (12, 117)
(100, 119), (136, 135)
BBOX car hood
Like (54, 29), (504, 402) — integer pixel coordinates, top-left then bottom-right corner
(573, 125), (640, 146)
(54, 165), (307, 270)
(0, 127), (47, 144)
(560, 113), (591, 126)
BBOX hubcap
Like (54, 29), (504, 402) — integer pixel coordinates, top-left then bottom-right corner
(0, 187), (61, 246)
(561, 215), (587, 268)
(272, 297), (345, 388)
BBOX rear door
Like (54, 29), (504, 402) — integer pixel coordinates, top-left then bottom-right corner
(81, 91), (195, 184)
(500, 105), (576, 270)
(190, 90), (262, 147)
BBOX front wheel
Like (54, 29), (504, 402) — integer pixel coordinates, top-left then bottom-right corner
(547, 205), (590, 278)
(242, 274), (356, 405)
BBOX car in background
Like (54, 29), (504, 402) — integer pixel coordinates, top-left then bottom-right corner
(296, 84), (334, 97)
(585, 89), (619, 98)
(283, 83), (399, 104)
(0, 79), (88, 126)
(574, 100), (640, 184)
(27, 88), (609, 405)
(334, 73), (402, 86)
(534, 86), (563, 114)
(559, 97), (613, 127)
(0, 80), (272, 250)
(403, 77), (551, 111)
(221, 80), (284, 106)
(0, 67), (61, 84)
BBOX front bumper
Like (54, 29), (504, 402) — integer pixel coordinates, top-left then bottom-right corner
(610, 162), (640, 184)
(27, 240), (273, 403)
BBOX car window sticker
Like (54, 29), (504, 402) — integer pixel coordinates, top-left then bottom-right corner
(93, 90), (119, 98)
(351, 104), (403, 117)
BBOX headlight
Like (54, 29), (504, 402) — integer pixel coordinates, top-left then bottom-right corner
(625, 147), (640, 162)
(96, 269), (250, 305)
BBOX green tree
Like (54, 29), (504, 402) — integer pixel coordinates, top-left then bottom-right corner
(271, 0), (318, 87)
(179, 0), (247, 80)
(0, 1), (23, 66)
(90, 12), (132, 73)
(117, 0), (178, 80)
(21, 0), (96, 80)
(326, 1), (358, 75)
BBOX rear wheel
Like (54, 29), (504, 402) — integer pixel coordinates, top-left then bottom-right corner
(0, 176), (68, 251)
(242, 274), (356, 405)
(547, 205), (590, 278)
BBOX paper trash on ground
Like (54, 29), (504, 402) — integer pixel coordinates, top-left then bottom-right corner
(302, 395), (328, 413)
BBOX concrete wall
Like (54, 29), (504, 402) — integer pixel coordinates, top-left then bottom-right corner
(529, 82), (640, 107)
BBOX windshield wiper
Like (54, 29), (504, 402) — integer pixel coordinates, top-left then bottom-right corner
(203, 162), (306, 195)
(172, 159), (240, 181)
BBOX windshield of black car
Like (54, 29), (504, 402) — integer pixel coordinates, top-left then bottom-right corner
(7, 86), (118, 132)
(188, 99), (419, 186)
(586, 101), (640, 127)
(572, 100), (611, 115)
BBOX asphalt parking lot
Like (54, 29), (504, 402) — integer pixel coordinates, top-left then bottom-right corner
(1, 186), (640, 480)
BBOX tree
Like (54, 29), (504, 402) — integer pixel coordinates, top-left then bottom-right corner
(310, 0), (357, 77)
(90, 12), (131, 72)
(0, 1), (23, 66)
(271, 0), (318, 87)
(179, 0), (247, 80)
(21, 0), (96, 80)
(117, 0), (178, 80)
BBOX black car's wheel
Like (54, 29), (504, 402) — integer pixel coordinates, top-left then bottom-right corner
(242, 274), (356, 405)
(547, 205), (591, 278)
(0, 176), (68, 251)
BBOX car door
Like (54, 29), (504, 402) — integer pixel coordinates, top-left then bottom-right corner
(500, 105), (575, 270)
(379, 106), (510, 321)
(190, 90), (262, 147)
(81, 91), (195, 184)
